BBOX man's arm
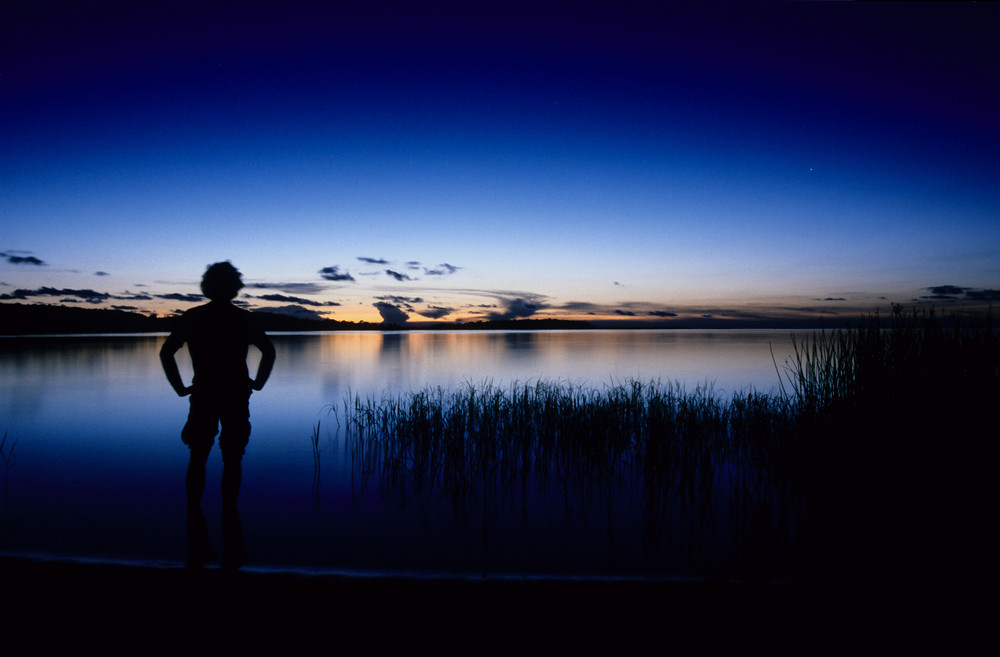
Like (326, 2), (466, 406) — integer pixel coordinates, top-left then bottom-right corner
(160, 333), (194, 396)
(249, 333), (275, 391)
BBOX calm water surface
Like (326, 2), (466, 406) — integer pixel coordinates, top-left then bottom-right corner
(0, 329), (806, 579)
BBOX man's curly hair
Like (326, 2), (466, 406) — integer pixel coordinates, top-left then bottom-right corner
(200, 261), (244, 302)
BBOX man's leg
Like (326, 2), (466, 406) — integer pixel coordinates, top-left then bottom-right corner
(219, 393), (251, 570)
(221, 457), (241, 508)
(184, 444), (214, 566)
(219, 391), (251, 509)
(181, 392), (218, 507)
(221, 494), (246, 571)
(186, 446), (210, 506)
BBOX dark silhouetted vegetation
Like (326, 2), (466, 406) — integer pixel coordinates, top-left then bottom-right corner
(338, 306), (997, 583)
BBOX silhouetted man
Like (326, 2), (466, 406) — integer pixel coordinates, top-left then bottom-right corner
(160, 261), (275, 569)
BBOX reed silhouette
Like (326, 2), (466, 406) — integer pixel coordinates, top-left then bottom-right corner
(160, 261), (275, 569)
(341, 380), (805, 581)
(337, 306), (997, 583)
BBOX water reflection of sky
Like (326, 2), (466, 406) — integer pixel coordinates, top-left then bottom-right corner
(0, 330), (805, 576)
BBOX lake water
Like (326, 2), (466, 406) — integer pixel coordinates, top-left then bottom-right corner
(0, 329), (807, 580)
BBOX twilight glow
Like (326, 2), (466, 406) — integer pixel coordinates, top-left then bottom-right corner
(2, 3), (998, 326)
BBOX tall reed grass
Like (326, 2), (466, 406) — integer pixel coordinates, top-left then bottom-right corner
(1, 431), (15, 504)
(336, 306), (998, 581)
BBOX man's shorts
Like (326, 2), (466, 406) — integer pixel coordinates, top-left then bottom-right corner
(181, 388), (252, 462)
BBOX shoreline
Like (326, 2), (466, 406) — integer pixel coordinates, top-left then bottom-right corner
(1, 553), (809, 630)
(1, 553), (975, 648)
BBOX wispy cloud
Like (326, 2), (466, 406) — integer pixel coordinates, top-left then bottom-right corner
(424, 263), (461, 276)
(117, 291), (153, 301)
(374, 295), (422, 312)
(0, 286), (108, 303)
(251, 293), (341, 307)
(95, 271), (110, 276)
(920, 284), (1000, 301)
(357, 256), (389, 265)
(248, 282), (328, 294)
(1, 251), (46, 266)
(965, 289), (1000, 301)
(155, 292), (204, 303)
(385, 269), (412, 282)
(319, 266), (355, 282)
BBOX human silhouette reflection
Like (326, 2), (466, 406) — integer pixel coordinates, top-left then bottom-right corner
(160, 261), (275, 570)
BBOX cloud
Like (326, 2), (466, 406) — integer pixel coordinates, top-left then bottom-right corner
(417, 305), (454, 319)
(155, 293), (204, 303)
(406, 261), (422, 270)
(6, 256), (46, 265)
(558, 301), (676, 318)
(116, 291), (153, 301)
(255, 305), (324, 321)
(358, 256), (390, 265)
(95, 271), (110, 276)
(559, 301), (601, 313)
(921, 285), (1000, 302)
(373, 301), (409, 324)
(0, 286), (108, 303)
(253, 293), (340, 307)
(375, 295), (423, 310)
(926, 285), (966, 296)
(922, 285), (967, 299)
(964, 289), (1000, 301)
(424, 263), (460, 276)
(488, 297), (543, 321)
(385, 269), (412, 282)
(319, 266), (355, 282)
(1, 252), (47, 266)
(248, 282), (329, 294)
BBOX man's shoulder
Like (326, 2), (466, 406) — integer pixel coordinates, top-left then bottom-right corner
(219, 303), (266, 332)
(180, 302), (212, 316)
(175, 302), (264, 335)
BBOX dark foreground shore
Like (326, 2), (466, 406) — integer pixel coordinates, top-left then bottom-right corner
(0, 555), (981, 650)
(0, 555), (813, 646)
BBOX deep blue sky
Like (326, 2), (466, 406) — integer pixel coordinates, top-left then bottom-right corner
(2, 2), (998, 325)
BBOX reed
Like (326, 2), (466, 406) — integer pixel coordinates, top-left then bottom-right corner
(334, 306), (998, 580)
(311, 421), (321, 505)
(1, 432), (15, 504)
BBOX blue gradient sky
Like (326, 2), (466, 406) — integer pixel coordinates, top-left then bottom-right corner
(2, 2), (998, 325)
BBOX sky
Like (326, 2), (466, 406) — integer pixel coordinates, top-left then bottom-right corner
(2, 1), (999, 326)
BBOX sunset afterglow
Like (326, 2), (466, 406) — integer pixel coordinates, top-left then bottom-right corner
(3, 3), (998, 326)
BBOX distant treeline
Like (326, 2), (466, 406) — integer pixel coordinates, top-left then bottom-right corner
(4, 301), (991, 335)
(0, 303), (594, 335)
